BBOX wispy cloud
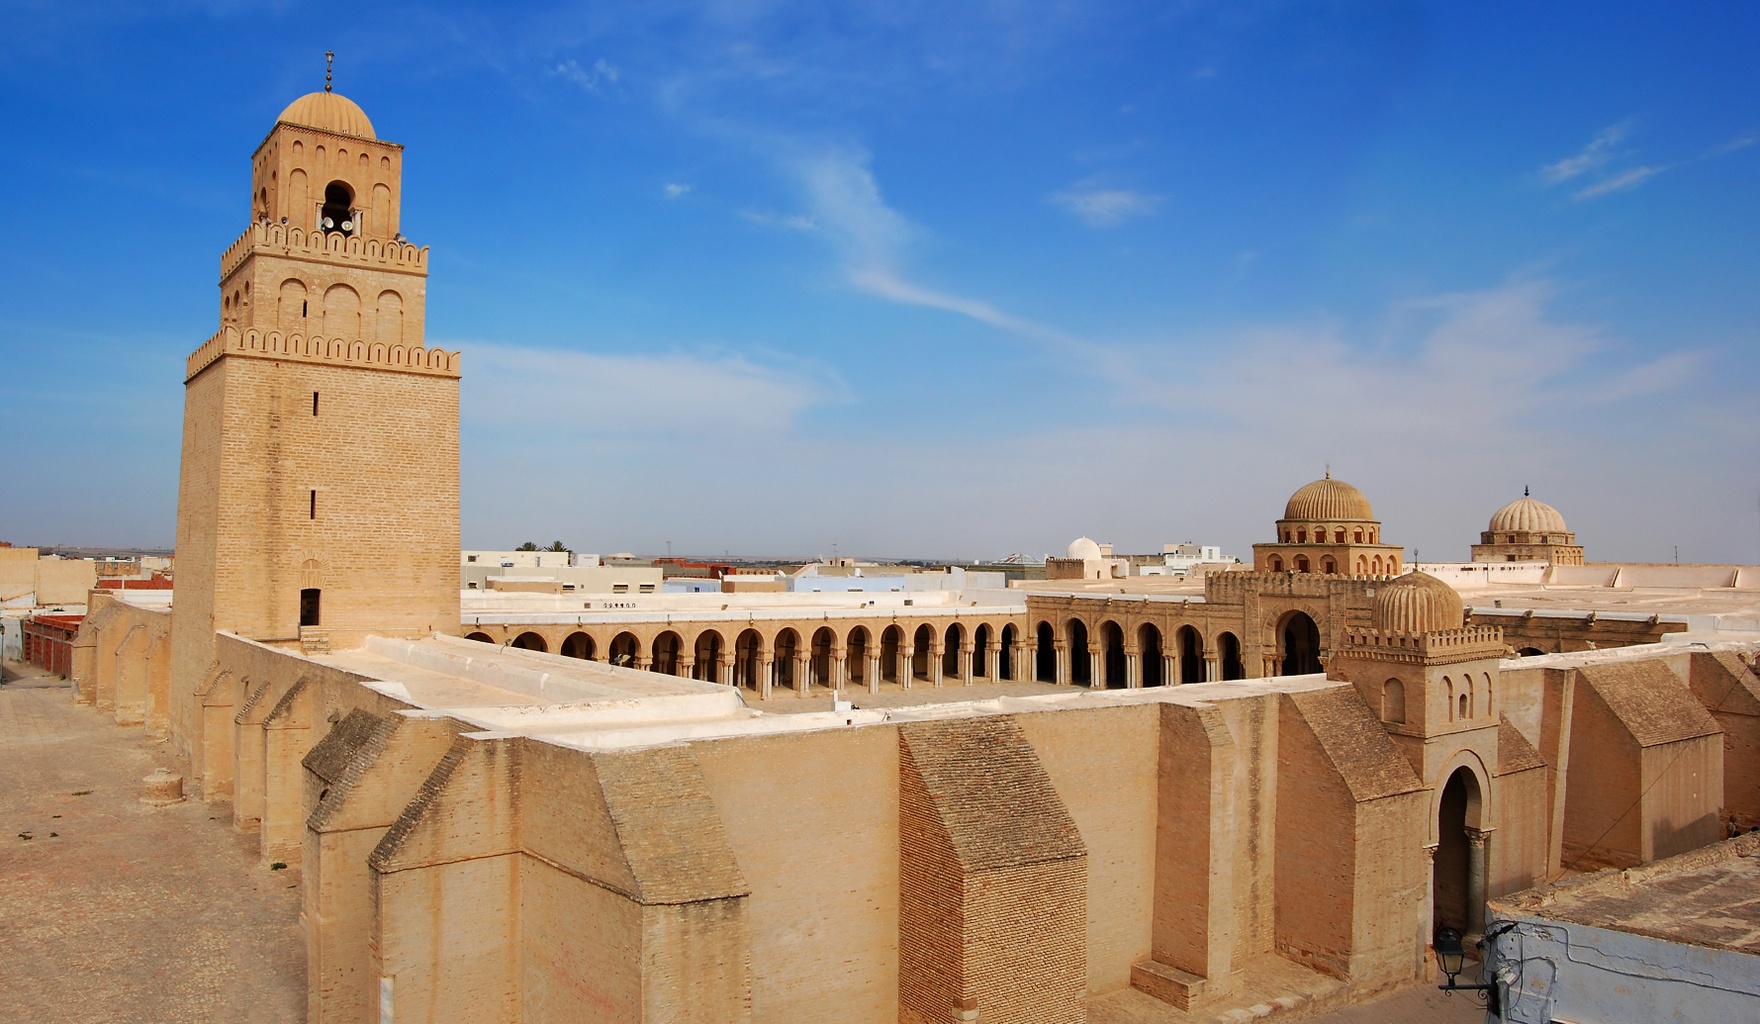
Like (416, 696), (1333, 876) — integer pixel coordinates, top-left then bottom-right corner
(1573, 165), (1660, 200)
(769, 147), (1071, 343)
(553, 57), (620, 93)
(741, 208), (818, 232)
(1542, 122), (1629, 183)
(1049, 186), (1163, 227)
(663, 181), (693, 199)
(1546, 123), (1758, 201)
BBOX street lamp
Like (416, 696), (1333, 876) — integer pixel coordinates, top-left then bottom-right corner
(1435, 924), (1504, 1014)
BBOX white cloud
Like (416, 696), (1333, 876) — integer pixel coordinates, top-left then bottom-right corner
(1573, 165), (1660, 200)
(1542, 122), (1629, 183)
(1049, 186), (1163, 227)
(553, 57), (620, 93)
(741, 208), (819, 232)
(460, 342), (838, 437)
(663, 182), (693, 199)
(451, 281), (1751, 565)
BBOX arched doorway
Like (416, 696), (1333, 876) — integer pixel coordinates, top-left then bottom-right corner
(847, 627), (870, 688)
(1068, 619), (1091, 686)
(1279, 611), (1322, 676)
(1218, 632), (1244, 680)
(652, 631), (683, 675)
(943, 624), (964, 680)
(1139, 624), (1163, 686)
(972, 623), (991, 679)
(775, 629), (800, 690)
(560, 631), (594, 660)
(1101, 621), (1126, 688)
(693, 630), (723, 681)
(1177, 625), (1204, 684)
(465, 631), (494, 644)
(881, 626), (904, 683)
(607, 631), (640, 668)
(511, 631), (547, 653)
(999, 624), (1017, 680)
(1435, 767), (1486, 937)
(1035, 622), (1056, 682)
(735, 629), (764, 690)
(812, 627), (836, 688)
(912, 624), (935, 682)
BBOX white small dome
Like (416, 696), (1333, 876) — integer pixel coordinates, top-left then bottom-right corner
(1067, 536), (1103, 560)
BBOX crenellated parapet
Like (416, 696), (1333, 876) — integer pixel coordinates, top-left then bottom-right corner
(1338, 624), (1505, 664)
(1206, 571), (1397, 602)
(221, 221), (428, 281)
(186, 325), (460, 381)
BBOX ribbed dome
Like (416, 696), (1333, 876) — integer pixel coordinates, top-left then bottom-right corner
(1374, 571), (1464, 634)
(1284, 476), (1374, 521)
(1067, 536), (1102, 560)
(277, 91), (376, 139)
(1489, 493), (1568, 535)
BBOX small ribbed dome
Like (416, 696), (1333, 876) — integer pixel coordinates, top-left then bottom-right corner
(1489, 492), (1568, 535)
(1284, 475), (1374, 521)
(1067, 536), (1102, 560)
(277, 91), (376, 139)
(1374, 571), (1464, 634)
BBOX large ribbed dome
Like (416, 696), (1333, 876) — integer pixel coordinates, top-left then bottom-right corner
(1488, 492), (1568, 535)
(1374, 571), (1464, 634)
(277, 91), (376, 139)
(1067, 536), (1102, 560)
(1284, 475), (1374, 521)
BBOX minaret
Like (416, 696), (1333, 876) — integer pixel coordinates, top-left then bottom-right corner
(169, 72), (460, 750)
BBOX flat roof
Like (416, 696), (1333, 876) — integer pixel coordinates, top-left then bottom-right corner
(1491, 832), (1760, 955)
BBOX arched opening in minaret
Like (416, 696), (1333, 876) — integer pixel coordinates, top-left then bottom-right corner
(1278, 611), (1322, 676)
(1435, 766), (1485, 939)
(321, 180), (356, 235)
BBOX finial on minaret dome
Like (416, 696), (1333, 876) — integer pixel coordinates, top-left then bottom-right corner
(325, 50), (334, 92)
(1324, 463), (1331, 480)
(1524, 484), (1530, 497)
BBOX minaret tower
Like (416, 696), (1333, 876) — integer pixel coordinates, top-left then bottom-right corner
(169, 68), (460, 747)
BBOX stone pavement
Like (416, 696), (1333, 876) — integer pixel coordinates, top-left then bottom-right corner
(0, 660), (305, 1024)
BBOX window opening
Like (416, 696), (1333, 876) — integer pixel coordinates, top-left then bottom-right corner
(309, 489), (317, 519)
(312, 391), (319, 416)
(321, 181), (356, 235)
(299, 588), (321, 627)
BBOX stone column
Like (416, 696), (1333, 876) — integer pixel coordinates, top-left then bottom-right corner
(930, 643), (945, 687)
(1163, 653), (1177, 686)
(633, 653), (652, 672)
(987, 641), (1003, 683)
(678, 655), (695, 680)
(1424, 842), (1439, 965)
(1088, 647), (1102, 689)
(796, 655), (812, 698)
(758, 653), (774, 700)
(832, 649), (848, 692)
(1054, 642), (1068, 685)
(867, 653), (882, 694)
(901, 645), (915, 689)
(717, 654), (734, 687)
(1465, 828), (1492, 936)
(1125, 648), (1139, 689)
(1205, 657), (1219, 682)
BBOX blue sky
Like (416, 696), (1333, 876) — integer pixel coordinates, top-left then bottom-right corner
(2, 1), (1756, 563)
